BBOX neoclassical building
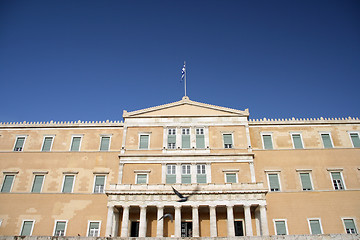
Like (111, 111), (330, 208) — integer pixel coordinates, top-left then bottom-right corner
(0, 97), (359, 237)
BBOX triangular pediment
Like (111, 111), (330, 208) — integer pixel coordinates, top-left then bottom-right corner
(123, 97), (249, 118)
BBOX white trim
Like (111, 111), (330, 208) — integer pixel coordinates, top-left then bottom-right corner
(267, 172), (281, 192)
(138, 133), (151, 150)
(13, 135), (28, 152)
(222, 169), (240, 172)
(329, 171), (346, 190)
(87, 220), (102, 237)
(298, 171), (314, 191)
(341, 217), (358, 234)
(31, 174), (46, 193)
(135, 173), (148, 184)
(99, 135), (112, 151)
(319, 131), (334, 148)
(41, 135), (55, 152)
(61, 174), (76, 193)
(69, 135), (83, 151)
(348, 131), (360, 148)
(93, 175), (107, 194)
(53, 220), (68, 236)
(290, 132), (305, 149)
(307, 218), (323, 234)
(260, 132), (274, 150)
(19, 219), (35, 236)
(273, 219), (288, 235)
(224, 172), (238, 183)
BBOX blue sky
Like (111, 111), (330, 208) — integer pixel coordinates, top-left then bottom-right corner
(1, 0), (359, 122)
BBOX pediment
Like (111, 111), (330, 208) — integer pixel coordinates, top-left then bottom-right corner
(123, 97), (249, 118)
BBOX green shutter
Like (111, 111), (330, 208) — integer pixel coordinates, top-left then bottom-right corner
(14, 137), (25, 151)
(310, 220), (321, 234)
(95, 175), (105, 186)
(31, 175), (44, 193)
(62, 175), (74, 193)
(196, 135), (205, 149)
(168, 135), (176, 144)
(226, 173), (236, 183)
(181, 174), (191, 184)
(331, 172), (341, 180)
(42, 137), (53, 151)
(139, 135), (149, 149)
(89, 221), (99, 229)
(136, 174), (147, 184)
(292, 134), (303, 149)
(71, 137), (81, 151)
(182, 135), (190, 149)
(100, 137), (110, 151)
(300, 173), (312, 190)
(223, 134), (232, 144)
(263, 135), (273, 150)
(350, 133), (360, 148)
(1, 175), (14, 192)
(56, 221), (66, 231)
(344, 219), (356, 232)
(166, 175), (176, 184)
(269, 174), (280, 191)
(321, 134), (333, 148)
(21, 221), (33, 236)
(275, 221), (287, 235)
(197, 174), (207, 183)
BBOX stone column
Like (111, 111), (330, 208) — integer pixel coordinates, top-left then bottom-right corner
(259, 204), (269, 236)
(156, 205), (164, 237)
(209, 205), (217, 237)
(161, 163), (166, 184)
(118, 163), (124, 184)
(120, 205), (130, 237)
(249, 162), (256, 183)
(226, 204), (235, 237)
(191, 163), (197, 183)
(105, 205), (114, 237)
(206, 163), (211, 183)
(112, 209), (119, 237)
(176, 163), (182, 183)
(244, 204), (253, 236)
(192, 204), (199, 237)
(174, 205), (182, 237)
(139, 205), (147, 237)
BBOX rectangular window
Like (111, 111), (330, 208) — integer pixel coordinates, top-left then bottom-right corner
(196, 128), (205, 149)
(54, 221), (67, 236)
(350, 133), (360, 148)
(181, 128), (190, 149)
(321, 133), (333, 148)
(166, 164), (176, 184)
(139, 135), (149, 149)
(262, 134), (273, 150)
(225, 173), (237, 183)
(196, 164), (206, 183)
(343, 219), (357, 234)
(41, 136), (54, 151)
(31, 175), (45, 193)
(93, 175), (105, 193)
(309, 219), (322, 234)
(275, 220), (287, 235)
(291, 133), (303, 149)
(181, 164), (191, 184)
(223, 134), (233, 149)
(136, 174), (147, 184)
(1, 175), (15, 192)
(300, 173), (313, 191)
(14, 136), (26, 151)
(268, 173), (280, 191)
(20, 220), (34, 236)
(62, 175), (75, 193)
(168, 129), (176, 149)
(331, 172), (344, 190)
(100, 136), (110, 151)
(88, 221), (100, 237)
(70, 136), (82, 151)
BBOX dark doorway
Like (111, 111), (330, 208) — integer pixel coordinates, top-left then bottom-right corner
(234, 220), (244, 236)
(130, 221), (139, 237)
(181, 222), (193, 237)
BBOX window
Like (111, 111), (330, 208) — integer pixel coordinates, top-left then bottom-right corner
(299, 172), (313, 191)
(225, 173), (237, 183)
(70, 136), (82, 151)
(139, 134), (149, 149)
(166, 164), (176, 184)
(223, 134), (233, 148)
(167, 129), (176, 149)
(100, 136), (110, 151)
(291, 133), (303, 149)
(93, 175), (105, 193)
(88, 221), (101, 237)
(62, 175), (75, 193)
(274, 220), (287, 235)
(268, 173), (280, 191)
(308, 219), (322, 234)
(1, 175), (15, 192)
(31, 175), (45, 193)
(196, 128), (205, 149)
(349, 132), (360, 148)
(20, 220), (34, 236)
(13, 136), (26, 151)
(331, 172), (344, 190)
(262, 133), (273, 150)
(136, 174), (148, 184)
(54, 221), (67, 236)
(181, 128), (190, 149)
(181, 164), (191, 184)
(196, 164), (206, 183)
(41, 136), (54, 151)
(320, 133), (333, 148)
(343, 219), (357, 234)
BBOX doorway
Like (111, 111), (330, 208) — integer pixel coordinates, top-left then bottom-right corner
(130, 221), (139, 237)
(234, 220), (244, 236)
(181, 222), (193, 237)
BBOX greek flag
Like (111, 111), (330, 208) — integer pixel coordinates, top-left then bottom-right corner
(181, 63), (186, 82)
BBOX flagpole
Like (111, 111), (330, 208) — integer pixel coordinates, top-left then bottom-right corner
(184, 61), (187, 96)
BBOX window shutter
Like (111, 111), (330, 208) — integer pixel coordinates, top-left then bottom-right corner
(321, 134), (333, 148)
(95, 176), (105, 186)
(71, 137), (81, 151)
(350, 133), (360, 148)
(31, 175), (44, 193)
(226, 173), (236, 183)
(182, 135), (190, 149)
(139, 135), (149, 149)
(300, 173), (312, 190)
(89, 222), (99, 229)
(344, 219), (356, 232)
(331, 172), (341, 180)
(275, 221), (286, 235)
(181, 175), (191, 184)
(263, 135), (273, 149)
(310, 220), (321, 234)
(269, 174), (280, 190)
(196, 135), (205, 148)
(197, 174), (207, 183)
(56, 221), (66, 231)
(21, 221), (33, 236)
(168, 135), (176, 144)
(166, 175), (176, 184)
(137, 174), (147, 184)
(1, 175), (14, 192)
(292, 134), (303, 149)
(14, 137), (25, 150)
(100, 137), (110, 151)
(223, 134), (232, 145)
(62, 175), (74, 193)
(42, 137), (53, 151)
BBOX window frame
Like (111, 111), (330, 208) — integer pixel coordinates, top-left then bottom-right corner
(99, 135), (112, 151)
(273, 219), (288, 235)
(138, 133), (150, 150)
(1, 173), (17, 193)
(181, 128), (191, 149)
(223, 170), (239, 183)
(307, 218), (323, 235)
(135, 173), (148, 184)
(342, 218), (358, 234)
(31, 174), (46, 193)
(93, 175), (106, 193)
(222, 133), (234, 149)
(196, 164), (207, 183)
(41, 135), (55, 152)
(53, 220), (68, 236)
(166, 164), (176, 184)
(167, 128), (177, 149)
(297, 171), (313, 191)
(348, 131), (360, 148)
(61, 174), (76, 193)
(19, 220), (35, 236)
(195, 127), (205, 149)
(329, 170), (346, 190)
(319, 132), (334, 148)
(261, 132), (274, 150)
(69, 135), (83, 151)
(290, 132), (304, 149)
(13, 135), (27, 152)
(266, 172), (281, 192)
(87, 220), (101, 237)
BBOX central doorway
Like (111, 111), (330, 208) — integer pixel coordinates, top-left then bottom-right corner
(181, 222), (193, 237)
(234, 220), (244, 236)
(130, 221), (139, 237)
